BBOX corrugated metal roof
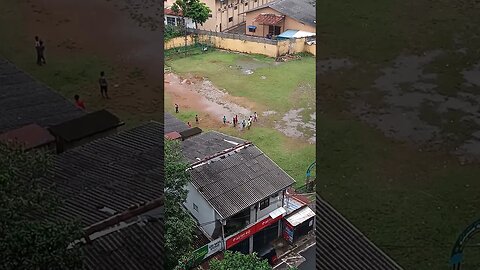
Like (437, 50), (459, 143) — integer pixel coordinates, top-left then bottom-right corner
(82, 218), (164, 270)
(0, 58), (85, 133)
(285, 205), (314, 226)
(164, 113), (189, 134)
(48, 109), (123, 142)
(181, 131), (245, 164)
(185, 132), (295, 219)
(316, 195), (403, 269)
(40, 121), (164, 227)
(0, 123), (55, 150)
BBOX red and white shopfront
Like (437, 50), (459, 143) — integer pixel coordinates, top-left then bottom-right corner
(225, 207), (286, 255)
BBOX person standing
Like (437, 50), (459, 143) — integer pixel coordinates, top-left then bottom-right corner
(35, 36), (41, 65)
(242, 120), (246, 129)
(254, 112), (258, 122)
(38, 40), (46, 65)
(74, 94), (86, 110)
(175, 103), (179, 113)
(235, 115), (238, 124)
(247, 119), (251, 130)
(195, 114), (199, 124)
(187, 122), (192, 128)
(99, 71), (109, 99)
(233, 116), (236, 127)
(223, 115), (227, 124)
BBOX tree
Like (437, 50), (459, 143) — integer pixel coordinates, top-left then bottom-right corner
(171, 0), (211, 56)
(0, 142), (83, 270)
(171, 0), (211, 30)
(209, 251), (272, 270)
(165, 139), (197, 270)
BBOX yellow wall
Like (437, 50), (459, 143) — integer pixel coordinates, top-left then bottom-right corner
(197, 35), (279, 57)
(245, 7), (316, 37)
(165, 36), (195, 50)
(164, 34), (316, 57)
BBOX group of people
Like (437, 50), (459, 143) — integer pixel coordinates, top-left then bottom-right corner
(34, 35), (111, 111)
(226, 112), (258, 130)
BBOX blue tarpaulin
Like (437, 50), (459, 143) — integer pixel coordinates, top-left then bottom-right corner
(248, 25), (257, 30)
(277, 30), (298, 40)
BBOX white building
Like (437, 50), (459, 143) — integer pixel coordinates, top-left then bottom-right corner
(180, 131), (295, 254)
(164, 8), (196, 28)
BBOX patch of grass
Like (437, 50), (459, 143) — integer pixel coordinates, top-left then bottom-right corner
(166, 51), (315, 113)
(318, 113), (480, 269)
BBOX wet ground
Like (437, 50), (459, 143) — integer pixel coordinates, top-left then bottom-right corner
(165, 70), (316, 143)
(20, 0), (163, 125)
(328, 51), (480, 163)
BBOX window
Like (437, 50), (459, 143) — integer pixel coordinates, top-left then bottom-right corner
(166, 17), (176, 26)
(193, 203), (199, 212)
(259, 198), (269, 210)
(234, 5), (238, 10)
(248, 27), (256, 33)
(245, 2), (248, 6)
(268, 25), (281, 35)
(229, 17), (233, 22)
(209, 14), (213, 18)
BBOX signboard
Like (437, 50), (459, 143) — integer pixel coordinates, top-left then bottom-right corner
(283, 222), (294, 243)
(181, 238), (224, 270)
(226, 214), (282, 249)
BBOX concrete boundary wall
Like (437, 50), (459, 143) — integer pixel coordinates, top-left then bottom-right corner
(165, 33), (316, 57)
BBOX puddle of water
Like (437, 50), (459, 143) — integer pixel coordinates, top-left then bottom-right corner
(263, 111), (277, 116)
(349, 51), (480, 161)
(318, 58), (354, 74)
(463, 62), (480, 86)
(275, 108), (316, 144)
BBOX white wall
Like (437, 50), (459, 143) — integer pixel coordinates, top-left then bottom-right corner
(164, 15), (196, 29)
(255, 192), (283, 221)
(184, 182), (217, 237)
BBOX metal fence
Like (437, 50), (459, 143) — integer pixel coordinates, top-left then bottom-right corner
(187, 28), (278, 45)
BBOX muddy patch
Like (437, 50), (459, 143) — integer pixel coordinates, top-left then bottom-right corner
(349, 51), (480, 162)
(275, 108), (316, 144)
(165, 72), (316, 143)
(318, 58), (354, 74)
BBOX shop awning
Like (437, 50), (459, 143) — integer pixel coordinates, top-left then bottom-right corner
(285, 206), (315, 227)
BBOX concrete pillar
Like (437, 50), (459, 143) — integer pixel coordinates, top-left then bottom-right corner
(249, 235), (254, 254)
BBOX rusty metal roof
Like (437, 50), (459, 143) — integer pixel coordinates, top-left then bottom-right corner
(0, 123), (54, 150)
(165, 131), (182, 140)
(253, 13), (285, 25)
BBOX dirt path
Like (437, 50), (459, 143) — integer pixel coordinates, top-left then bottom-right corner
(21, 0), (163, 122)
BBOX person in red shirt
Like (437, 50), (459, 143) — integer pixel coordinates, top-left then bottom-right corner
(74, 94), (86, 110)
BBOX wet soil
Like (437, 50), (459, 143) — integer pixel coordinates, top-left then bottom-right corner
(345, 51), (480, 162)
(165, 71), (316, 144)
(21, 0), (163, 125)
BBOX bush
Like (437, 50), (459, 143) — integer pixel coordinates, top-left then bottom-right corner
(165, 25), (184, 41)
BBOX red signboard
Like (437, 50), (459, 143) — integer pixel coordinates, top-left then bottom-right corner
(226, 215), (282, 249)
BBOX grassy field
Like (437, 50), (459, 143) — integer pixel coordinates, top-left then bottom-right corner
(318, 1), (480, 269)
(166, 50), (316, 113)
(165, 50), (316, 186)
